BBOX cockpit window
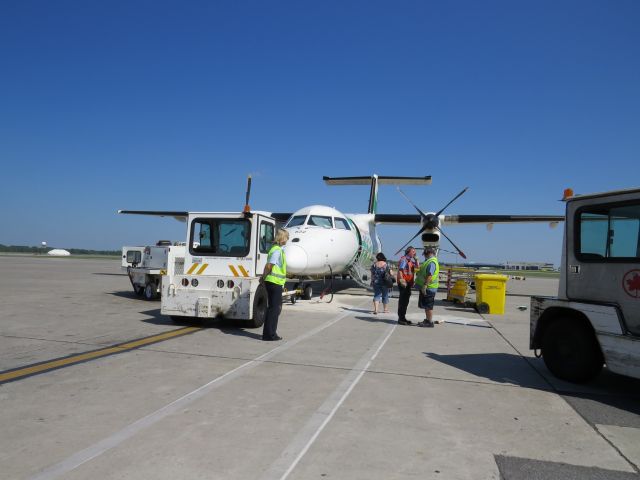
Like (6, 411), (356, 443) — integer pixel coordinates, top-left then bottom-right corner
(308, 215), (333, 228)
(334, 217), (351, 230)
(285, 215), (307, 228)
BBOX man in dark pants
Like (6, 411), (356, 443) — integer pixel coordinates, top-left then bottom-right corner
(397, 246), (419, 325)
(260, 229), (289, 341)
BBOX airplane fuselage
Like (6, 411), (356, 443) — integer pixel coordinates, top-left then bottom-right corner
(282, 205), (380, 279)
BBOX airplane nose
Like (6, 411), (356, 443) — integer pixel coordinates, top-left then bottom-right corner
(284, 244), (308, 273)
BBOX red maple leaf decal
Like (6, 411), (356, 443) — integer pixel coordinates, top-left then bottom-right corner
(627, 273), (640, 293)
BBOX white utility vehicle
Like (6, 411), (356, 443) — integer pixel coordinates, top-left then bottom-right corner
(121, 241), (184, 300)
(161, 211), (277, 327)
(530, 187), (640, 382)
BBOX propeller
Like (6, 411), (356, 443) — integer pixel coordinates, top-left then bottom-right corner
(394, 187), (469, 259)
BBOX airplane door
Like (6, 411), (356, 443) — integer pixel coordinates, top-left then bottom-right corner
(255, 216), (276, 278)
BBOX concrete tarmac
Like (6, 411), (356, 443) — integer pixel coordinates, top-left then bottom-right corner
(1, 256), (640, 479)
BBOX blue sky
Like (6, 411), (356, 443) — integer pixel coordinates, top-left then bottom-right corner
(1, 0), (638, 265)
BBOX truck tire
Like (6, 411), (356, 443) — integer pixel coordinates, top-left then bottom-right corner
(542, 318), (603, 383)
(144, 282), (158, 301)
(247, 284), (268, 328)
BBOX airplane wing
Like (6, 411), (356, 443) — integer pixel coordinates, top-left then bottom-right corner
(374, 214), (564, 225)
(270, 213), (294, 223)
(118, 210), (188, 222)
(119, 210), (295, 224)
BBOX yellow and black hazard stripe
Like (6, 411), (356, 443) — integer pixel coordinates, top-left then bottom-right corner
(185, 263), (251, 277)
(186, 263), (209, 275)
(228, 265), (250, 277)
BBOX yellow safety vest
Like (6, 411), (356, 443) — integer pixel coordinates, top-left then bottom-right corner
(415, 256), (439, 290)
(264, 245), (287, 286)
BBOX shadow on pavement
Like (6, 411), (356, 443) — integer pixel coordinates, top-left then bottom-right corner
(354, 315), (397, 325)
(424, 351), (640, 420)
(424, 352), (537, 386)
(138, 310), (264, 339)
(108, 290), (146, 300)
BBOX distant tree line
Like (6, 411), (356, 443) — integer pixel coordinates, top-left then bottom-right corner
(0, 244), (120, 256)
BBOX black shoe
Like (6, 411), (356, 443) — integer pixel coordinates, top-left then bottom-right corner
(417, 320), (434, 328)
(398, 319), (412, 325)
(263, 335), (283, 341)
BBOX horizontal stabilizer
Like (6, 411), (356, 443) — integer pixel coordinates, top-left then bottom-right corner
(324, 174), (431, 214)
(323, 175), (431, 185)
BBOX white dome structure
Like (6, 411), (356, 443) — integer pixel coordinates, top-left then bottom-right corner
(47, 249), (71, 256)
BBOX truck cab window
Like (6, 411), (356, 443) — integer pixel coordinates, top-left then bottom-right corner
(190, 218), (250, 256)
(578, 203), (640, 260)
(260, 222), (275, 253)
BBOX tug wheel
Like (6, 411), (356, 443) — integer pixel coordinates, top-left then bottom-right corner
(542, 318), (603, 383)
(248, 284), (268, 328)
(144, 282), (158, 301)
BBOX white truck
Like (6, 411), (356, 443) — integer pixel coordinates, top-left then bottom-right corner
(530, 187), (640, 382)
(121, 241), (185, 300)
(161, 211), (278, 327)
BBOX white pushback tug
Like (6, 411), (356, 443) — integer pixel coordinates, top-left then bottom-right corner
(161, 208), (276, 327)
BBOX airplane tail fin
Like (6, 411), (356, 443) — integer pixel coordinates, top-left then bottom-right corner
(323, 175), (432, 214)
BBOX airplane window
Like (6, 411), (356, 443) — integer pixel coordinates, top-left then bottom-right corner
(286, 215), (307, 228)
(334, 217), (351, 230)
(308, 215), (333, 228)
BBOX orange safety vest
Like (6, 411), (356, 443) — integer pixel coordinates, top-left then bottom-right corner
(398, 255), (419, 284)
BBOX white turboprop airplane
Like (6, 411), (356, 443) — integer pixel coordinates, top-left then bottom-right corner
(119, 175), (564, 291)
(270, 175), (563, 288)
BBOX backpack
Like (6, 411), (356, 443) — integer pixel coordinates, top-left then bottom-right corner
(383, 265), (395, 288)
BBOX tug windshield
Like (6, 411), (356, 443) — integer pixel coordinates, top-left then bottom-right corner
(190, 218), (250, 257)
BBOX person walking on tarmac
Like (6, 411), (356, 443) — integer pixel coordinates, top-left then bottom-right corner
(260, 229), (289, 341)
(415, 247), (440, 328)
(397, 246), (420, 325)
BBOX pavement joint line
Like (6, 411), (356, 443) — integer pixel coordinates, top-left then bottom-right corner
(27, 300), (369, 480)
(261, 321), (397, 480)
(0, 327), (202, 385)
(489, 319), (640, 474)
(133, 346), (558, 390)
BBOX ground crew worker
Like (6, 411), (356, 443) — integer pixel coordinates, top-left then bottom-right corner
(415, 247), (439, 327)
(260, 228), (289, 341)
(397, 246), (419, 325)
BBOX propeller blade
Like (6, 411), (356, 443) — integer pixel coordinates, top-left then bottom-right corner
(436, 187), (469, 216)
(436, 226), (467, 259)
(394, 225), (428, 256)
(397, 187), (428, 220)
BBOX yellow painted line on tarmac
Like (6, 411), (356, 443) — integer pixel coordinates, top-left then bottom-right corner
(0, 326), (201, 385)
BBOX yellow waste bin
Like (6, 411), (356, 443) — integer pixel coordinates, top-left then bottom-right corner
(474, 274), (508, 314)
